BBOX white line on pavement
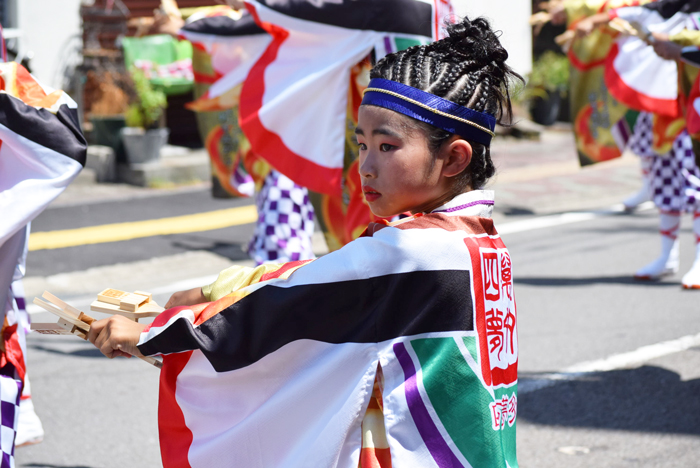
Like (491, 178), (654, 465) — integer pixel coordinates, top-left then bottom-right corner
(519, 332), (700, 394)
(497, 201), (654, 235)
(25, 274), (219, 316)
(25, 202), (655, 314)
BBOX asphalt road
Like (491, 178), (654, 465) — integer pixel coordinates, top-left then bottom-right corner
(27, 190), (256, 277)
(15, 193), (700, 467)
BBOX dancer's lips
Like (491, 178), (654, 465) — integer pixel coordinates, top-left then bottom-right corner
(363, 186), (381, 202)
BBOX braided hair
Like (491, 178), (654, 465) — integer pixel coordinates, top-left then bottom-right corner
(369, 17), (521, 190)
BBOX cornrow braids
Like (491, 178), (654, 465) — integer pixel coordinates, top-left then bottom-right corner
(369, 16), (523, 190)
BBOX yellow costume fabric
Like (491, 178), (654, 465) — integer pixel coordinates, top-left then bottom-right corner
(565, 0), (654, 165)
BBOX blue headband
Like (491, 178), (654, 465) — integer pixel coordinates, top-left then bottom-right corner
(361, 78), (496, 146)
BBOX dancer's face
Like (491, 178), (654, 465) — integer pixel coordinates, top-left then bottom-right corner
(356, 105), (472, 217)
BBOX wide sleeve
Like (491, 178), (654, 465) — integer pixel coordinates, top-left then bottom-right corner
(671, 29), (700, 47)
(202, 262), (286, 301)
(135, 222), (476, 368)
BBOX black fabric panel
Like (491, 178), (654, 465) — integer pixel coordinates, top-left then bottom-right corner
(139, 269), (474, 372)
(182, 12), (266, 36)
(643, 0), (700, 18)
(256, 0), (433, 37)
(681, 47), (700, 67)
(0, 95), (87, 167)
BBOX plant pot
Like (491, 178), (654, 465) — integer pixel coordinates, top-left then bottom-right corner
(530, 90), (561, 126)
(557, 91), (571, 123)
(120, 127), (170, 164)
(90, 115), (126, 162)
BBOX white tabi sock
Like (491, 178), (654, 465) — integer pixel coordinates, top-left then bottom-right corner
(681, 212), (700, 289)
(623, 155), (653, 211)
(635, 212), (680, 279)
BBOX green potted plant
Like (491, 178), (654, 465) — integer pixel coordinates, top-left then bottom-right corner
(525, 51), (570, 126)
(120, 67), (169, 164)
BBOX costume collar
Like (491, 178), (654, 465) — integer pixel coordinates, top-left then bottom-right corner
(361, 78), (496, 146)
(431, 190), (494, 218)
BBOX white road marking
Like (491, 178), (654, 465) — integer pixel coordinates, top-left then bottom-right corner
(498, 201), (654, 235)
(519, 332), (700, 394)
(25, 274), (219, 316)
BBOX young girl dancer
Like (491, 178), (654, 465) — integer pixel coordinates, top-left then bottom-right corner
(89, 17), (520, 468)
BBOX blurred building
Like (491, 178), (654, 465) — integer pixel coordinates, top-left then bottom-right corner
(453, 1), (533, 76)
(1, 1), (533, 87)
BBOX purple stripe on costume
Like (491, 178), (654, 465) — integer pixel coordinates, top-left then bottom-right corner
(433, 199), (494, 213)
(616, 119), (630, 143)
(233, 167), (252, 185)
(394, 342), (464, 468)
(384, 36), (393, 54)
(14, 297), (25, 311)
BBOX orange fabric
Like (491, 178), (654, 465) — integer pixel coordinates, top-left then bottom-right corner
(0, 322), (25, 383)
(359, 367), (391, 468)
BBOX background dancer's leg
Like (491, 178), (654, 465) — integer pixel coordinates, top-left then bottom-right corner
(15, 374), (43, 447)
(12, 280), (43, 448)
(634, 212), (680, 280)
(623, 155), (654, 211)
(681, 212), (700, 289)
(247, 170), (316, 264)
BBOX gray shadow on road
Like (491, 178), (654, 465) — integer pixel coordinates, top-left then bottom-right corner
(27, 344), (104, 359)
(514, 276), (681, 287)
(21, 465), (95, 468)
(170, 237), (250, 261)
(495, 206), (536, 216)
(519, 365), (700, 435)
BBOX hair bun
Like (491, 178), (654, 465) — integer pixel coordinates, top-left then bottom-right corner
(446, 17), (509, 65)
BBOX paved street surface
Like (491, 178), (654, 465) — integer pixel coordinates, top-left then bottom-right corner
(15, 129), (700, 467)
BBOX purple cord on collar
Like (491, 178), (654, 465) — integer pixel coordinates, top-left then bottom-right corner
(433, 199), (494, 213)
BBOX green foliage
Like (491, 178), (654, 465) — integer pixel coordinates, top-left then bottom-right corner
(126, 67), (167, 129)
(527, 51), (570, 93)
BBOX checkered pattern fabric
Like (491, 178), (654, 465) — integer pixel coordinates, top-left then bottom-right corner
(628, 112), (700, 213)
(248, 170), (316, 264)
(651, 131), (700, 213)
(628, 112), (657, 158)
(0, 376), (22, 468)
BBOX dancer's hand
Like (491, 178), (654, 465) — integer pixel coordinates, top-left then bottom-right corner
(549, 4), (567, 26)
(165, 287), (206, 309)
(574, 13), (610, 38)
(575, 17), (597, 38)
(652, 32), (670, 42)
(652, 36), (682, 61)
(88, 315), (146, 359)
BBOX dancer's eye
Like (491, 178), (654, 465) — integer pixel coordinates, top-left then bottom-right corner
(380, 143), (395, 152)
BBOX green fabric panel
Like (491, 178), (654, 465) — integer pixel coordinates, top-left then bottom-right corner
(624, 109), (640, 131)
(493, 385), (518, 468)
(394, 37), (424, 52)
(462, 336), (479, 365)
(411, 338), (517, 467)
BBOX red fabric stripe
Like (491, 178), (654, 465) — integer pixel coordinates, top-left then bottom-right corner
(660, 223), (680, 239)
(1, 324), (25, 383)
(239, 3), (343, 196)
(567, 45), (608, 72)
(360, 447), (392, 468)
(142, 305), (199, 333)
(193, 70), (221, 84)
(159, 351), (195, 468)
(604, 43), (680, 117)
(463, 235), (517, 387)
(463, 237), (491, 386)
(259, 259), (313, 282)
